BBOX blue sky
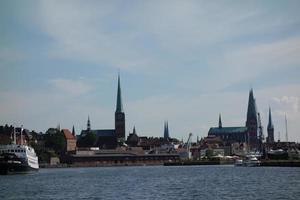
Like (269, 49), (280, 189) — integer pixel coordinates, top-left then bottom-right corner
(1, 0), (300, 142)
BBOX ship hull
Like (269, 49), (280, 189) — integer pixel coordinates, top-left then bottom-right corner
(0, 153), (38, 175)
(0, 162), (38, 175)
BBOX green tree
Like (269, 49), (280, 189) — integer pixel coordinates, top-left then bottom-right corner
(78, 132), (97, 147)
(45, 131), (66, 153)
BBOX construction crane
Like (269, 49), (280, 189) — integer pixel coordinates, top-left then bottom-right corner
(186, 133), (193, 159)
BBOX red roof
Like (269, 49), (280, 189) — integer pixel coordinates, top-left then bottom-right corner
(62, 129), (76, 140)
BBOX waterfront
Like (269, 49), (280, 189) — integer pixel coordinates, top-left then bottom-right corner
(1, 166), (299, 200)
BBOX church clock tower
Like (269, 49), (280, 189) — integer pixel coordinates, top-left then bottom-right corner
(115, 74), (125, 142)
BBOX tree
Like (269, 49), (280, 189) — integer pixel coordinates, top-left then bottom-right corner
(45, 131), (66, 153)
(77, 132), (97, 147)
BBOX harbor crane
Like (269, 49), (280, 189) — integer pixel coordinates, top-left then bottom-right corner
(186, 133), (193, 159)
(257, 112), (264, 153)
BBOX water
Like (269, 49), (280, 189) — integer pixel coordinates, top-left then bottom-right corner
(0, 165), (299, 200)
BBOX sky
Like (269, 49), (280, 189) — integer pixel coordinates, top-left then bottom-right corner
(0, 0), (300, 142)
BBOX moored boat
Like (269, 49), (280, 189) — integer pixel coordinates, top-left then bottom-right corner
(242, 155), (261, 167)
(234, 159), (243, 166)
(0, 144), (39, 175)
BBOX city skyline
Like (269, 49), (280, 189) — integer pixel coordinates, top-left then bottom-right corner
(0, 1), (300, 141)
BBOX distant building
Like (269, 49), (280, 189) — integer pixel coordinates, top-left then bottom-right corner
(78, 74), (125, 149)
(115, 75), (126, 143)
(208, 89), (260, 150)
(80, 118), (117, 149)
(163, 121), (170, 142)
(208, 114), (248, 145)
(245, 89), (259, 149)
(0, 125), (13, 144)
(61, 129), (76, 152)
(0, 125), (31, 145)
(126, 126), (139, 147)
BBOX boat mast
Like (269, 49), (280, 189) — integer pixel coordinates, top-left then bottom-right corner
(285, 114), (288, 142)
(20, 125), (23, 145)
(13, 126), (16, 144)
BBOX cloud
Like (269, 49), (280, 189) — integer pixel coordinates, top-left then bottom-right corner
(223, 36), (300, 73)
(49, 78), (93, 96)
(32, 1), (300, 94)
(272, 96), (299, 116)
(1, 1), (300, 142)
(0, 88), (113, 133)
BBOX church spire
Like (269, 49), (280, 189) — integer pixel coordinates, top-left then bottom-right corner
(87, 116), (91, 131)
(164, 121), (170, 140)
(72, 125), (75, 136)
(115, 73), (126, 142)
(267, 107), (274, 129)
(246, 88), (258, 149)
(267, 107), (275, 143)
(219, 113), (222, 128)
(246, 88), (258, 124)
(116, 74), (123, 113)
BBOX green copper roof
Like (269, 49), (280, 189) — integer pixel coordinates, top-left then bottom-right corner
(116, 75), (123, 113)
(208, 126), (248, 135)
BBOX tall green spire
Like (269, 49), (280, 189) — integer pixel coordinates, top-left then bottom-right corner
(116, 74), (123, 113)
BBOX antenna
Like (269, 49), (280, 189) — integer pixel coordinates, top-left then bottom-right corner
(20, 125), (23, 145)
(285, 114), (288, 142)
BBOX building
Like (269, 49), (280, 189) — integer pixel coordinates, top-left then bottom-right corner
(78, 74), (125, 149)
(126, 126), (139, 147)
(245, 89), (258, 149)
(267, 107), (275, 143)
(208, 89), (260, 150)
(163, 121), (170, 142)
(61, 129), (76, 152)
(208, 114), (248, 145)
(115, 75), (126, 142)
(0, 125), (32, 145)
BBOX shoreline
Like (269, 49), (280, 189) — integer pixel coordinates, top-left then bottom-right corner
(40, 159), (300, 168)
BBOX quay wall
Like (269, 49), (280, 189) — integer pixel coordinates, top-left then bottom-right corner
(260, 160), (300, 167)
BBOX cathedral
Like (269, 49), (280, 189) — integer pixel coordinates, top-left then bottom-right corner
(208, 89), (261, 150)
(78, 75), (126, 149)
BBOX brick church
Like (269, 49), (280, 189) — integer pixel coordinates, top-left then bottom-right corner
(78, 75), (125, 149)
(208, 89), (262, 150)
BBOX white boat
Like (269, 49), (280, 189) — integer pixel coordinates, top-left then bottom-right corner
(234, 159), (243, 166)
(0, 144), (39, 174)
(234, 154), (261, 167)
(242, 155), (261, 167)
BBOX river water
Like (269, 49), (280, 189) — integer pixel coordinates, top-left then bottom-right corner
(0, 165), (299, 200)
